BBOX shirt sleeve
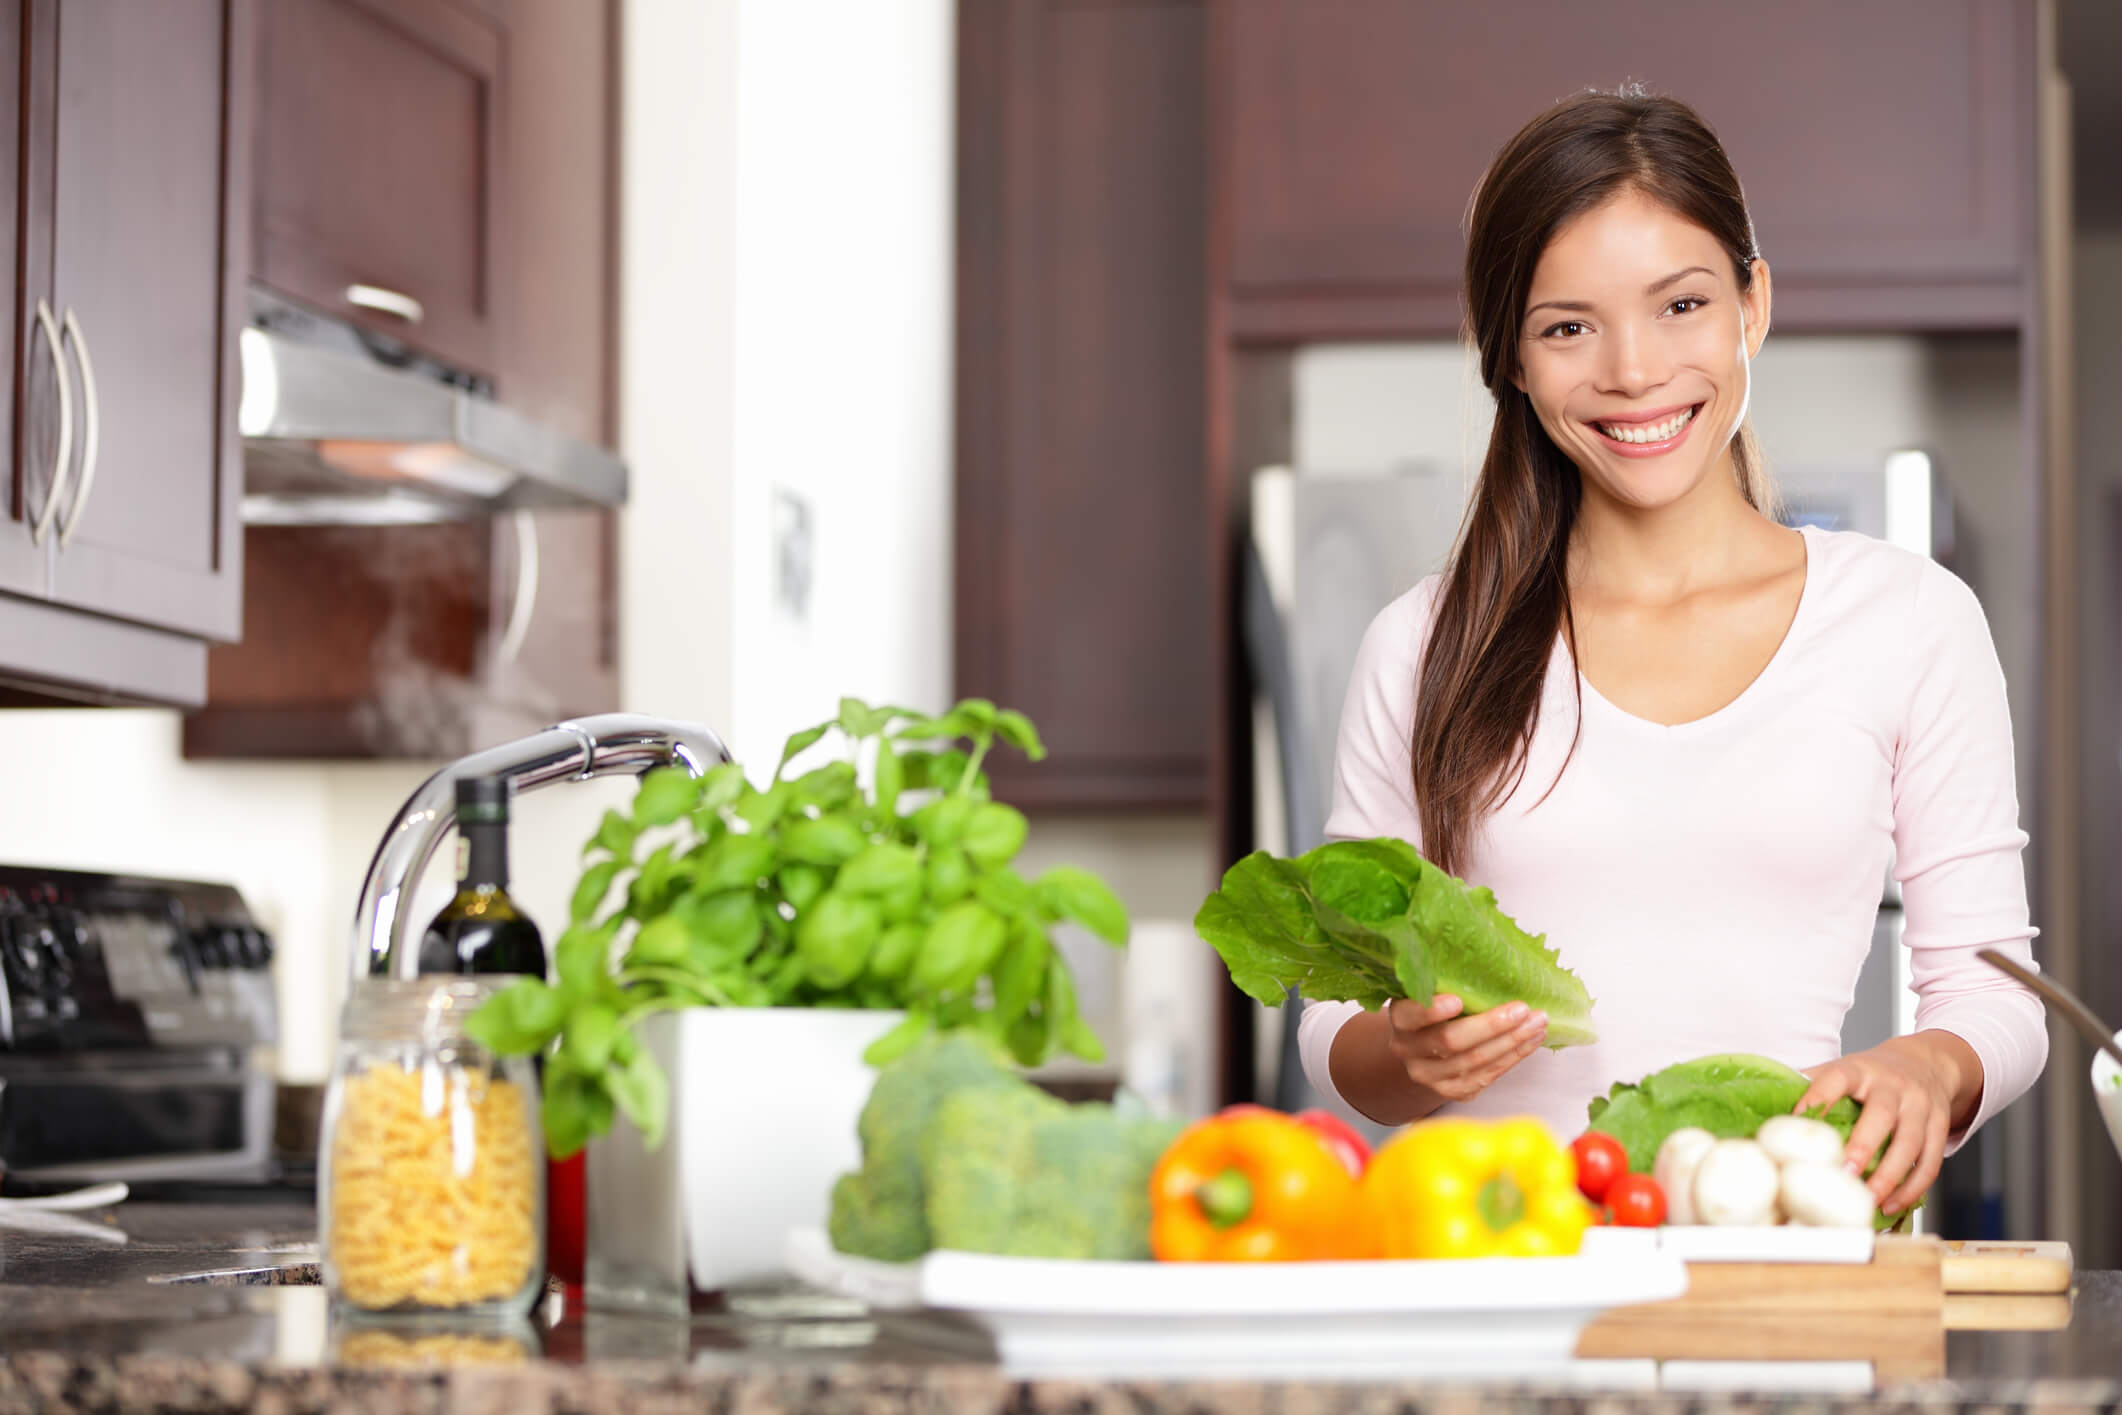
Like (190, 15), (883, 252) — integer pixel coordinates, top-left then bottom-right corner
(1892, 561), (2048, 1149)
(1299, 582), (1436, 1122)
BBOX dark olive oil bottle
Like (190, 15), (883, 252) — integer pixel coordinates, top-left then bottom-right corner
(418, 776), (547, 977)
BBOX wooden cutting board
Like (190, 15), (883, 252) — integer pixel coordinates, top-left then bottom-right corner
(1939, 1240), (2074, 1294)
(1576, 1237), (1945, 1383)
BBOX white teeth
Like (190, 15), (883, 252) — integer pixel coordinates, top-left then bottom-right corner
(1599, 406), (1696, 444)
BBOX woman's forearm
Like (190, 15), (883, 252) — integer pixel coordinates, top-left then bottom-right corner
(1909, 1028), (1985, 1131)
(1327, 1009), (1449, 1127)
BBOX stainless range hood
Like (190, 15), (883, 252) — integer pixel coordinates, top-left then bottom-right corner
(237, 286), (626, 525)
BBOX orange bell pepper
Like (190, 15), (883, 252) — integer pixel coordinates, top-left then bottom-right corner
(1150, 1109), (1360, 1261)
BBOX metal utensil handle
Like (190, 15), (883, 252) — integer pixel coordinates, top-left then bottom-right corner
(343, 282), (425, 325)
(56, 309), (99, 549)
(1976, 948), (2122, 1071)
(498, 509), (540, 664)
(28, 301), (73, 546)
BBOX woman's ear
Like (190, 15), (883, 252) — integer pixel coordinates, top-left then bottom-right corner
(1742, 258), (1773, 360)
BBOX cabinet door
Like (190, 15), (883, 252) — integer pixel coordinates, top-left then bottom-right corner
(40, 0), (245, 640)
(256, 0), (501, 376)
(956, 0), (1211, 809)
(0, 0), (49, 601)
(1222, 0), (2032, 338)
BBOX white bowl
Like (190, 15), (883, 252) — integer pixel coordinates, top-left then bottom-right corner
(2095, 1031), (2122, 1166)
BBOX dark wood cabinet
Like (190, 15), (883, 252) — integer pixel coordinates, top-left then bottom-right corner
(255, 0), (502, 378)
(0, 0), (244, 705)
(1218, 0), (2035, 340)
(39, 0), (246, 640)
(183, 0), (617, 759)
(954, 0), (1213, 811)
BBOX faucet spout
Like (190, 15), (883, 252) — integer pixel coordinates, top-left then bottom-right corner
(352, 714), (734, 981)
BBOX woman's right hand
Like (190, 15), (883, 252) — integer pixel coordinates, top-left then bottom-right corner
(1385, 995), (1549, 1103)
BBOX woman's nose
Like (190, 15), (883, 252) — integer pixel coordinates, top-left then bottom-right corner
(1596, 322), (1668, 399)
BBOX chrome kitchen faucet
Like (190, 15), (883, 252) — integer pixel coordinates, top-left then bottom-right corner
(351, 714), (733, 980)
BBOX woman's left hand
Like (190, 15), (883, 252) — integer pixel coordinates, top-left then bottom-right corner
(1795, 1032), (1983, 1217)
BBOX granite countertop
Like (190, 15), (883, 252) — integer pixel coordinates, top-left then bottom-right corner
(0, 1204), (2115, 1413)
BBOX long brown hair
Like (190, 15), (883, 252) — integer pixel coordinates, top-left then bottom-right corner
(1411, 89), (1772, 874)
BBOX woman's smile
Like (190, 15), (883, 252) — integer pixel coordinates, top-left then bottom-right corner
(1587, 401), (1704, 457)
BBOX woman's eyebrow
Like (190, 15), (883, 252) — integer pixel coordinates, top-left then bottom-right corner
(1526, 266), (1718, 321)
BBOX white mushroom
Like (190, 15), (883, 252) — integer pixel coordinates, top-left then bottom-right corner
(1754, 1114), (1847, 1171)
(1653, 1127), (1719, 1226)
(1779, 1161), (1878, 1229)
(1690, 1138), (1783, 1227)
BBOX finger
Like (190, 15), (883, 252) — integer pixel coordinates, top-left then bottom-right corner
(1883, 1108), (1950, 1216)
(1470, 1020), (1551, 1086)
(1439, 1010), (1548, 1079)
(1431, 1001), (1537, 1058)
(1841, 1086), (1897, 1176)
(1795, 1063), (1854, 1118)
(1386, 994), (1464, 1033)
(1864, 1097), (1928, 1206)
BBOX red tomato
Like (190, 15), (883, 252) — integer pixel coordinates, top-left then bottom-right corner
(1606, 1172), (1668, 1228)
(1570, 1131), (1628, 1203)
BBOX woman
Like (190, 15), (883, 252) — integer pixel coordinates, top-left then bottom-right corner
(1298, 89), (2047, 1219)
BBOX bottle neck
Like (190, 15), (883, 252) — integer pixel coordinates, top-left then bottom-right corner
(457, 820), (510, 892)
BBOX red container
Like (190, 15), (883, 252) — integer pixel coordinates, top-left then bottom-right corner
(546, 1151), (586, 1289)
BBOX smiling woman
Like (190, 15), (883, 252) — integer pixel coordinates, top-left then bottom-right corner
(1303, 88), (2049, 1223)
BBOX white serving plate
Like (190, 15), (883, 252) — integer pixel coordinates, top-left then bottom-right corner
(785, 1228), (1690, 1380)
(1581, 1225), (1874, 1264)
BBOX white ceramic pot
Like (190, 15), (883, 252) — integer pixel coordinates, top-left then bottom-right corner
(2094, 1029), (2122, 1169)
(583, 1006), (904, 1313)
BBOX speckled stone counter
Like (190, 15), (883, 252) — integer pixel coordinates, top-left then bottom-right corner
(0, 1205), (2115, 1413)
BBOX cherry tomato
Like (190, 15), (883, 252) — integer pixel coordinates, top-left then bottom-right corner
(1570, 1131), (1628, 1203)
(1606, 1172), (1668, 1228)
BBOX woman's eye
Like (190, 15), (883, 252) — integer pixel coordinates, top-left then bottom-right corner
(1542, 321), (1588, 339)
(1667, 297), (1706, 316)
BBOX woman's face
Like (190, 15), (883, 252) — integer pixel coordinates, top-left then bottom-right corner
(1512, 188), (1770, 514)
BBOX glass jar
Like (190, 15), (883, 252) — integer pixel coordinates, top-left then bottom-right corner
(319, 977), (544, 1321)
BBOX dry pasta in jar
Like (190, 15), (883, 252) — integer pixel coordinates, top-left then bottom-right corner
(321, 978), (544, 1318)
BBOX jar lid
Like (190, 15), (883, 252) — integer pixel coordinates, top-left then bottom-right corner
(339, 975), (512, 1045)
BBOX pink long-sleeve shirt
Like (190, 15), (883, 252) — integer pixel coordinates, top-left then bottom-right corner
(1298, 524), (2048, 1147)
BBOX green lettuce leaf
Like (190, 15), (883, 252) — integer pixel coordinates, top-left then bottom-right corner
(1585, 1052), (1861, 1172)
(1192, 839), (1595, 1048)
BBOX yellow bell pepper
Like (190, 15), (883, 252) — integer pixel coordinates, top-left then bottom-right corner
(1361, 1117), (1591, 1259)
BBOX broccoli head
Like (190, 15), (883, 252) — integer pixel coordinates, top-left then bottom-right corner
(826, 1031), (1019, 1261)
(921, 1086), (1183, 1261)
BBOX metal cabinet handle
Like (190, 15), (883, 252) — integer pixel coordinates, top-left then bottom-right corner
(56, 310), (99, 549)
(498, 510), (540, 664)
(28, 301), (73, 546)
(343, 283), (425, 325)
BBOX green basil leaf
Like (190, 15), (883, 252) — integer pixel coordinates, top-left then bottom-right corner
(790, 761), (858, 811)
(872, 744), (905, 820)
(993, 708), (1047, 761)
(1036, 865), (1129, 944)
(780, 814), (870, 867)
(861, 1009), (935, 1068)
(866, 922), (924, 983)
(962, 802), (1029, 869)
(571, 860), (623, 925)
(735, 782), (792, 831)
(464, 979), (558, 1056)
(564, 1002), (621, 1074)
(952, 698), (998, 730)
(910, 900), (1005, 997)
(795, 892), (882, 990)
(911, 796), (973, 847)
(606, 1047), (671, 1150)
(991, 923), (1052, 1023)
(775, 721), (834, 781)
(1061, 1016), (1106, 1063)
(627, 914), (691, 968)
(585, 808), (639, 861)
(633, 766), (703, 827)
(627, 843), (685, 919)
(554, 922), (617, 1003)
(1006, 1011), (1051, 1068)
(779, 862), (830, 912)
(542, 1068), (597, 1159)
(836, 841), (922, 896)
(972, 865), (1035, 920)
(694, 832), (779, 893)
(925, 848), (973, 906)
(698, 761), (750, 813)
(683, 889), (764, 957)
(838, 697), (899, 739)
